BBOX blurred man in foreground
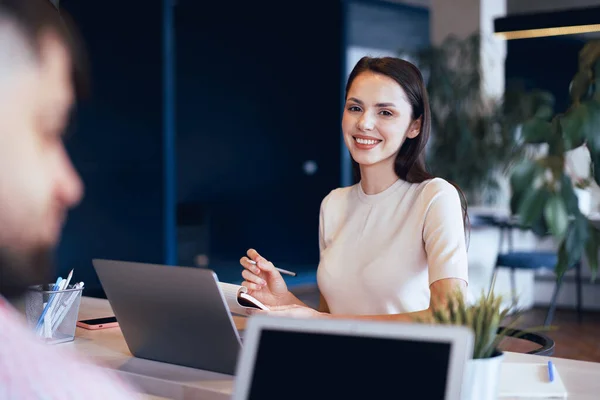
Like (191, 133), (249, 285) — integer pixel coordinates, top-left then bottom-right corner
(0, 1), (139, 397)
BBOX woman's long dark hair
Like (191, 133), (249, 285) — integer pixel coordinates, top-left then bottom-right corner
(346, 56), (470, 235)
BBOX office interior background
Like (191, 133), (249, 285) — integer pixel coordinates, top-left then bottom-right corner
(55, 0), (600, 360)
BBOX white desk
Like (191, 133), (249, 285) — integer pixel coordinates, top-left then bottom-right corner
(70, 297), (600, 399)
(67, 296), (240, 399)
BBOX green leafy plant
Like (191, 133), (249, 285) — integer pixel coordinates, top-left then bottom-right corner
(509, 39), (600, 280)
(417, 288), (549, 359)
(399, 33), (525, 205)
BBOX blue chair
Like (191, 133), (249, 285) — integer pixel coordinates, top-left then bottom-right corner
(488, 216), (583, 328)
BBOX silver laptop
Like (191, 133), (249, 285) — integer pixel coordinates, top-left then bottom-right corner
(232, 315), (474, 400)
(91, 259), (242, 376)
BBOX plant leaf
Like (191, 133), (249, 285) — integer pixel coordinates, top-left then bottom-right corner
(569, 70), (592, 103)
(594, 58), (600, 102)
(591, 150), (600, 187)
(544, 195), (569, 240)
(517, 187), (550, 228)
(510, 160), (541, 193)
(584, 102), (600, 187)
(559, 213), (589, 278)
(579, 40), (600, 73)
(560, 104), (588, 150)
(560, 174), (581, 214)
(521, 118), (552, 143)
(510, 160), (545, 217)
(580, 100), (600, 166)
(534, 104), (554, 120)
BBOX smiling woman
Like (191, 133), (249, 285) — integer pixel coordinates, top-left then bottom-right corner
(237, 56), (470, 324)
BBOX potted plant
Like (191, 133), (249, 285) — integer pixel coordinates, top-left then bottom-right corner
(417, 287), (548, 400)
(509, 39), (600, 280)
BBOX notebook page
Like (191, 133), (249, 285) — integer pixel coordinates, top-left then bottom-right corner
(218, 282), (250, 315)
(498, 362), (567, 399)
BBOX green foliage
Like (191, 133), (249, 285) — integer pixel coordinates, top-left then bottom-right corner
(509, 40), (600, 281)
(399, 34), (525, 205)
(418, 289), (549, 359)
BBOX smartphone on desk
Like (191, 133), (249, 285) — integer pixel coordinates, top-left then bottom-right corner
(77, 316), (118, 330)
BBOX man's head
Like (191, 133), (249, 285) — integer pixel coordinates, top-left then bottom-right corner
(0, 0), (85, 299)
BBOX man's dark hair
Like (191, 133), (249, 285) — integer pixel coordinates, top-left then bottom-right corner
(0, 0), (90, 98)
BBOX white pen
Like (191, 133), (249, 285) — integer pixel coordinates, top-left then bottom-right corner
(247, 259), (297, 277)
(41, 278), (68, 338)
(63, 269), (74, 289)
(52, 269), (74, 319)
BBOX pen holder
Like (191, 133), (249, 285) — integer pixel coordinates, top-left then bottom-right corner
(25, 283), (84, 345)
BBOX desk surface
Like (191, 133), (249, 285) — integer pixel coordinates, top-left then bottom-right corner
(71, 297), (600, 400)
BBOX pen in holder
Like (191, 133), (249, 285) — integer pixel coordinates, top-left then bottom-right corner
(25, 283), (84, 344)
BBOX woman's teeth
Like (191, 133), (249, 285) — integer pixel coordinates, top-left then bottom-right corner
(355, 138), (380, 145)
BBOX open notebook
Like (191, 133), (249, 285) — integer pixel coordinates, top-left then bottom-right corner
(219, 282), (270, 315)
(499, 362), (567, 399)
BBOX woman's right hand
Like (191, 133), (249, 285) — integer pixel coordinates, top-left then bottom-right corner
(240, 248), (290, 307)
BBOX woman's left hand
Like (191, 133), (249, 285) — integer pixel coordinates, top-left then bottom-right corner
(249, 304), (325, 319)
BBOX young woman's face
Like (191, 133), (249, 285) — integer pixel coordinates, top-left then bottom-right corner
(342, 71), (420, 168)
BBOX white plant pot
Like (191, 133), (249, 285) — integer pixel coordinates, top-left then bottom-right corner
(462, 351), (504, 400)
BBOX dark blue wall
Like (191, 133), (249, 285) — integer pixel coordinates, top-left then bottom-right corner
(347, 0), (429, 51)
(175, 1), (345, 283)
(57, 0), (165, 298)
(56, 1), (345, 294)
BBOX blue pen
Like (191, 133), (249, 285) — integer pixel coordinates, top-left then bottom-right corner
(547, 360), (554, 382)
(35, 277), (63, 332)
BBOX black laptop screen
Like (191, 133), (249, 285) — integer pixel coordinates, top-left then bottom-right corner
(245, 329), (451, 400)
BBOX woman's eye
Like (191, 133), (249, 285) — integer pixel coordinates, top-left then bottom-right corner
(348, 106), (361, 112)
(379, 110), (393, 116)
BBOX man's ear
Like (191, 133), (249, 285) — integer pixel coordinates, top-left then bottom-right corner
(407, 116), (422, 139)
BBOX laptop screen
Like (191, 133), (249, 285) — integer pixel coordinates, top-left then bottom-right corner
(244, 328), (451, 399)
